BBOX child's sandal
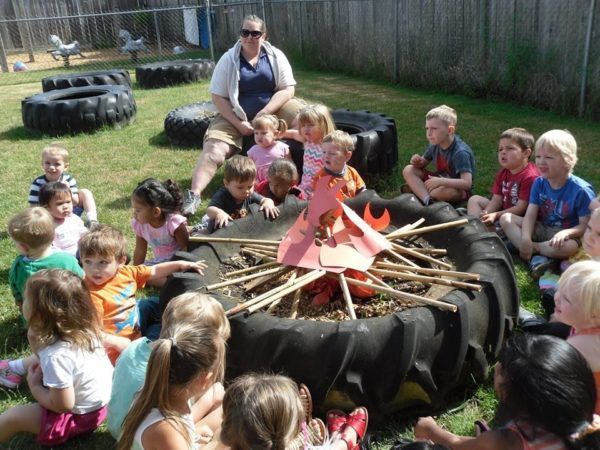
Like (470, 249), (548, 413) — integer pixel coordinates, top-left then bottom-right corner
(342, 406), (368, 449)
(298, 383), (313, 423)
(306, 418), (328, 446)
(326, 409), (347, 435)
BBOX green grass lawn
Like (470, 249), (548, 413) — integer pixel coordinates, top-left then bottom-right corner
(1, 67), (600, 449)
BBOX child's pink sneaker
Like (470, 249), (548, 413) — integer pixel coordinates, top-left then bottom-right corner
(0, 360), (23, 388)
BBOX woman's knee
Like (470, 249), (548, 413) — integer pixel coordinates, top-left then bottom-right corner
(200, 139), (231, 166)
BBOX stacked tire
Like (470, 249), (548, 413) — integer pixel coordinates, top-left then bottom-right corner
(164, 102), (217, 148)
(136, 59), (215, 89)
(22, 70), (136, 136)
(161, 192), (518, 419)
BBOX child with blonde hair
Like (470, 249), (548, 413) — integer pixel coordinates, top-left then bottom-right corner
(39, 181), (87, 257)
(467, 128), (539, 229)
(216, 374), (368, 450)
(402, 105), (475, 206)
(583, 207), (600, 260)
(286, 103), (336, 198)
(248, 114), (290, 184)
(256, 158), (300, 204)
(501, 130), (595, 278)
(0, 270), (113, 446)
(6, 207), (83, 330)
(108, 292), (230, 440)
(117, 324), (226, 450)
(28, 143), (98, 225)
(554, 260), (600, 414)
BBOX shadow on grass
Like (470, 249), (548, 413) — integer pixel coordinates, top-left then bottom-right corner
(106, 195), (133, 211)
(148, 130), (202, 151)
(0, 126), (46, 142)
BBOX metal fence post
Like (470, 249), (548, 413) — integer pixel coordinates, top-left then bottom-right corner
(393, 0), (399, 83)
(579, 0), (596, 118)
(206, 0), (214, 61)
(260, 0), (266, 21)
(0, 27), (8, 73)
(153, 11), (162, 56)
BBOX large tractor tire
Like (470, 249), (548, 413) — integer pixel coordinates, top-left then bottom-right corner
(41, 69), (131, 92)
(331, 109), (398, 177)
(136, 59), (215, 89)
(22, 85), (136, 135)
(162, 192), (517, 420)
(164, 102), (218, 148)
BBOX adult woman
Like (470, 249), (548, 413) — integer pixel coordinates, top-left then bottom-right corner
(182, 15), (304, 216)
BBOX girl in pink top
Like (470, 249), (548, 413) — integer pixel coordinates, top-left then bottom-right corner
(131, 179), (188, 286)
(247, 114), (290, 184)
(414, 333), (600, 449)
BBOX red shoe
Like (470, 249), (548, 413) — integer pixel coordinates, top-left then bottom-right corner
(326, 409), (347, 434)
(339, 406), (368, 450)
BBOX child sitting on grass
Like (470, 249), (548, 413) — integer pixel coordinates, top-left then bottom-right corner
(414, 333), (600, 449)
(7, 207), (83, 325)
(402, 105), (475, 206)
(256, 158), (300, 204)
(39, 181), (87, 257)
(247, 114), (290, 184)
(78, 225), (207, 363)
(0, 270), (113, 447)
(500, 129), (596, 279)
(312, 130), (366, 199)
(28, 143), (98, 225)
(467, 128), (539, 231)
(197, 155), (279, 233)
(118, 324), (226, 450)
(554, 260), (600, 414)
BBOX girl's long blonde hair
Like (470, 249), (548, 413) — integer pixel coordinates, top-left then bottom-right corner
(118, 324), (226, 450)
(220, 374), (304, 450)
(24, 269), (102, 352)
(297, 104), (336, 142)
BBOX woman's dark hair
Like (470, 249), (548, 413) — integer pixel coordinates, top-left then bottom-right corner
(39, 181), (71, 207)
(498, 333), (600, 449)
(132, 178), (183, 215)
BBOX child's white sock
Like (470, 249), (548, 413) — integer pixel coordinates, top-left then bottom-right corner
(8, 359), (25, 375)
(86, 211), (98, 222)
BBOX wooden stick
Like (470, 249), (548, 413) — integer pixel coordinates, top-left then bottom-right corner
(241, 247), (278, 257)
(384, 249), (420, 268)
(338, 273), (357, 320)
(245, 266), (294, 292)
(289, 270), (303, 319)
(362, 270), (390, 288)
(241, 243), (281, 253)
(246, 270), (327, 314)
(412, 248), (447, 256)
(393, 218), (425, 234)
(189, 236), (281, 245)
(390, 242), (452, 269)
(374, 261), (480, 280)
(369, 267), (482, 291)
(386, 218), (468, 240)
(344, 276), (458, 312)
(223, 261), (280, 278)
(205, 266), (287, 291)
(267, 271), (298, 314)
(226, 269), (322, 316)
(240, 248), (277, 262)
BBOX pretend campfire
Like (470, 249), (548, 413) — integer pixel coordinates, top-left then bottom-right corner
(190, 177), (482, 320)
(166, 189), (517, 416)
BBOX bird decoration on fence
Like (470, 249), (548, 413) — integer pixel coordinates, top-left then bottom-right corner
(119, 29), (148, 54)
(48, 34), (84, 61)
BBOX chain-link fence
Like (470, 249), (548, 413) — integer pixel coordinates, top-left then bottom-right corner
(0, 5), (213, 84)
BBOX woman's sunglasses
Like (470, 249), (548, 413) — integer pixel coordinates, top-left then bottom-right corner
(240, 29), (263, 38)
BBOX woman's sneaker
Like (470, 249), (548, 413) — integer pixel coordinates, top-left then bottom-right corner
(0, 360), (23, 388)
(181, 190), (201, 216)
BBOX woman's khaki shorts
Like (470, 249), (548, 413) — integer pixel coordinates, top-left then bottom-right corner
(204, 97), (306, 150)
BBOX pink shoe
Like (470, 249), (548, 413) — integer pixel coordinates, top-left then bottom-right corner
(0, 360), (23, 388)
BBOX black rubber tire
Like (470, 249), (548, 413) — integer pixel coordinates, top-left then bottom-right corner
(331, 109), (399, 177)
(22, 85), (137, 135)
(162, 192), (517, 419)
(135, 59), (215, 89)
(41, 69), (132, 92)
(164, 102), (218, 148)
